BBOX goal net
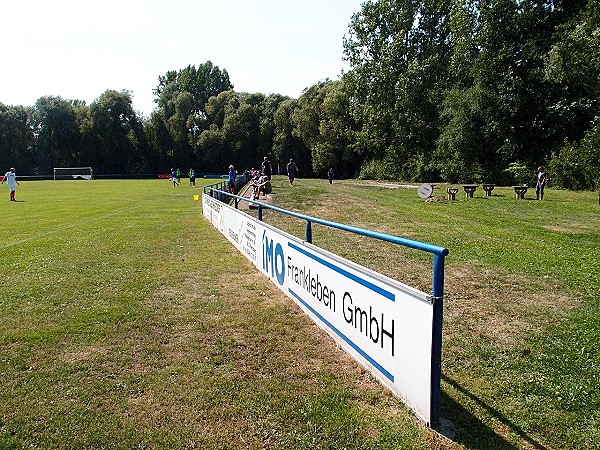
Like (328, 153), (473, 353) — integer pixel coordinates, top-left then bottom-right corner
(53, 167), (94, 180)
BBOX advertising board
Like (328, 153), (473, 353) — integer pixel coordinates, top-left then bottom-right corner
(202, 194), (436, 424)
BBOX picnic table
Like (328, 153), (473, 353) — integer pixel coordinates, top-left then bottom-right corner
(462, 185), (478, 198)
(512, 186), (528, 199)
(446, 187), (459, 201)
(482, 183), (496, 196)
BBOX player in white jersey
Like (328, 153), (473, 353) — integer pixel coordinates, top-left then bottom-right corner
(1, 167), (19, 201)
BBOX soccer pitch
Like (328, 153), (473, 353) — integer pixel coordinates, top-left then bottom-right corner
(0, 178), (598, 449)
(0, 179), (436, 448)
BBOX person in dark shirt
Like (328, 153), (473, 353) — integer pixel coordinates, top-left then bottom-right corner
(287, 159), (298, 186)
(327, 167), (334, 184)
(261, 157), (272, 180)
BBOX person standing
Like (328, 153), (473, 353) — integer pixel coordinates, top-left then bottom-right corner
(1, 167), (19, 201)
(261, 157), (272, 180)
(228, 165), (237, 193)
(327, 168), (334, 184)
(189, 168), (196, 186)
(536, 166), (547, 200)
(171, 168), (178, 187)
(286, 159), (298, 186)
(176, 168), (181, 184)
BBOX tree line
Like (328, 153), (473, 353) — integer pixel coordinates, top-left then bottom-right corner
(1, 1), (598, 189)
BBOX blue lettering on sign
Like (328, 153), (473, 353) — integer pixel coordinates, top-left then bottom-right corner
(288, 242), (395, 301)
(289, 288), (394, 382)
(262, 231), (285, 285)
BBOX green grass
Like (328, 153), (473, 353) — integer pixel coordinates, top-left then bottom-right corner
(1, 177), (598, 449)
(0, 179), (439, 449)
(262, 177), (599, 449)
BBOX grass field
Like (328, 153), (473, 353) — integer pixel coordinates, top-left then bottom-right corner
(0, 177), (598, 449)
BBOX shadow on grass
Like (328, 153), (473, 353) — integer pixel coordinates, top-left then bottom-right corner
(442, 375), (548, 450)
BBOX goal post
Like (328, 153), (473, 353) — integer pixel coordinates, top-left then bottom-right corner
(53, 167), (94, 180)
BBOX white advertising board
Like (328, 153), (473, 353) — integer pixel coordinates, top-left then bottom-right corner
(202, 194), (436, 424)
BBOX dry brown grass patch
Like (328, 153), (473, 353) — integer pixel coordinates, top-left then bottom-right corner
(543, 222), (598, 234)
(443, 263), (578, 348)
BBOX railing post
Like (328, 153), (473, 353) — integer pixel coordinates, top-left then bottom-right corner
(305, 220), (312, 243)
(258, 205), (263, 221)
(430, 253), (445, 427)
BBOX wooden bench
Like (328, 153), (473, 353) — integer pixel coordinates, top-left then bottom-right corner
(512, 186), (528, 199)
(482, 183), (496, 196)
(462, 185), (478, 198)
(446, 187), (459, 201)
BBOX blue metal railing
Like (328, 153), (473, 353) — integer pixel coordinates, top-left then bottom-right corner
(202, 183), (449, 427)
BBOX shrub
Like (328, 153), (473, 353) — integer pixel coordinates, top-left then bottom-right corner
(549, 120), (600, 190)
(504, 161), (534, 186)
(358, 159), (386, 180)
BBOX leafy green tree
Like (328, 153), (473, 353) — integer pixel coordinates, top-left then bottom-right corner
(432, 1), (483, 182)
(144, 111), (175, 173)
(0, 103), (35, 173)
(195, 90), (238, 172)
(344, 0), (598, 186)
(222, 93), (264, 170)
(438, 0), (528, 181)
(344, 0), (451, 180)
(448, 0), (478, 88)
(548, 120), (600, 190)
(204, 90), (236, 129)
(545, 1), (600, 142)
(291, 82), (327, 171)
(545, 1), (600, 190)
(480, 0), (563, 164)
(272, 99), (309, 176)
(290, 80), (359, 178)
(504, 161), (533, 186)
(196, 125), (225, 173)
(154, 62), (233, 118)
(344, 0), (421, 167)
(314, 81), (358, 177)
(30, 96), (81, 173)
(435, 85), (486, 182)
(154, 62), (233, 170)
(167, 91), (197, 168)
(258, 94), (290, 168)
(82, 90), (143, 174)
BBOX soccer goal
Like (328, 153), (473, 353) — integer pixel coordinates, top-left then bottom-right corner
(53, 167), (94, 180)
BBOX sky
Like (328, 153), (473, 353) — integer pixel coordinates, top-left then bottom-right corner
(1, 0), (365, 118)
